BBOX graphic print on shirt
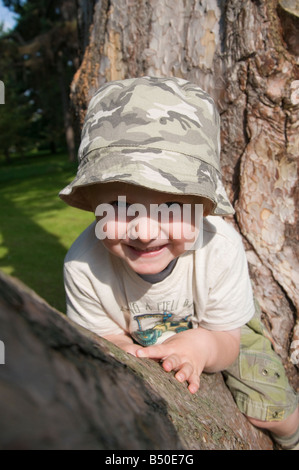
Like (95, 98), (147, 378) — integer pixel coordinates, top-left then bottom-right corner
(131, 311), (193, 346)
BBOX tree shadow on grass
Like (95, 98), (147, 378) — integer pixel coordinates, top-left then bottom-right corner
(0, 194), (68, 313)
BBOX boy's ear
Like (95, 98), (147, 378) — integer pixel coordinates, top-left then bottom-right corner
(203, 207), (210, 217)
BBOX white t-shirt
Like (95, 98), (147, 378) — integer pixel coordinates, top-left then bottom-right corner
(64, 216), (254, 346)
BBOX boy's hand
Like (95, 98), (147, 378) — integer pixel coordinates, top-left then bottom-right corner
(135, 327), (240, 394)
(103, 333), (143, 357)
(104, 331), (205, 392)
(135, 329), (207, 394)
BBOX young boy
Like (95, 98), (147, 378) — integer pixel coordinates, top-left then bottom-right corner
(59, 76), (298, 449)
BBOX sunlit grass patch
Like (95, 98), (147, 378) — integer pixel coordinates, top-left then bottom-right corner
(0, 152), (94, 311)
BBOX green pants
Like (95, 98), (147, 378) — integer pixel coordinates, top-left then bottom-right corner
(223, 302), (298, 422)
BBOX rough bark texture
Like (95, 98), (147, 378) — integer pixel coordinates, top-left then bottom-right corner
(0, 270), (273, 450)
(71, 0), (299, 390)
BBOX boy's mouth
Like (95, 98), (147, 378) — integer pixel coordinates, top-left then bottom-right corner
(135, 246), (163, 252)
(126, 244), (168, 257)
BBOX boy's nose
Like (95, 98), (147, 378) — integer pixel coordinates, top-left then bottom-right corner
(127, 215), (160, 242)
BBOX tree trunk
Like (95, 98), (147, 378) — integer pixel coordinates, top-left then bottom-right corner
(57, 54), (77, 162)
(71, 0), (299, 390)
(0, 270), (273, 450)
(3, 148), (11, 164)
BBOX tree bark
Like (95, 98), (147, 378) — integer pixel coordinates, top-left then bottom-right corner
(71, 0), (299, 390)
(0, 270), (273, 450)
(57, 54), (77, 162)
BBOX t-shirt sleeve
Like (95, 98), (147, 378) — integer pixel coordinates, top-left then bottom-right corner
(64, 262), (125, 337)
(198, 235), (255, 331)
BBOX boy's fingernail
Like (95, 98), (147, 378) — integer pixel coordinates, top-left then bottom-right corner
(136, 349), (145, 357)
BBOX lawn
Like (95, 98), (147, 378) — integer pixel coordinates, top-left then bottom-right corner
(0, 152), (94, 312)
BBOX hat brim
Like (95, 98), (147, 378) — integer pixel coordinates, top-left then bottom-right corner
(59, 148), (234, 216)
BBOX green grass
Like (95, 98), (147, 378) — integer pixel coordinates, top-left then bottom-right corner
(0, 152), (94, 312)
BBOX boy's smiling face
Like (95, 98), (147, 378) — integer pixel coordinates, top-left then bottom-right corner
(89, 183), (211, 275)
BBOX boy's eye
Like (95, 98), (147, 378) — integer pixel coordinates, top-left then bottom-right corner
(110, 200), (130, 210)
(164, 202), (183, 208)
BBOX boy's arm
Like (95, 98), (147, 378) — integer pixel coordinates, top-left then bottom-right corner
(135, 327), (241, 394)
(103, 333), (143, 356)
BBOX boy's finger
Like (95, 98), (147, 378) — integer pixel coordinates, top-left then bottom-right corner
(136, 344), (168, 359)
(125, 345), (144, 356)
(187, 373), (201, 394)
(162, 354), (181, 372)
(174, 361), (194, 382)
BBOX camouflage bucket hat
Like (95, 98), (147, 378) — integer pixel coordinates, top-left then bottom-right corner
(59, 76), (234, 216)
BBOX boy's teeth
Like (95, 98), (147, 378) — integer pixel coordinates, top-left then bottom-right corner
(137, 246), (161, 252)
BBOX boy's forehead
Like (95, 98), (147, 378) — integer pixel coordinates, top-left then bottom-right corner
(90, 182), (173, 198)
(89, 182), (202, 203)
(90, 181), (134, 194)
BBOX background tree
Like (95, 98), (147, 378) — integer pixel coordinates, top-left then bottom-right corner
(0, 23), (34, 160)
(1, 0), (79, 160)
(71, 0), (299, 388)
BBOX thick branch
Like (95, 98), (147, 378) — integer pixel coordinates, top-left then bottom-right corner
(0, 271), (272, 450)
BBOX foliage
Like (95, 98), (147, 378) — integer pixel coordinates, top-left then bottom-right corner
(0, 1), (79, 159)
(0, 24), (34, 159)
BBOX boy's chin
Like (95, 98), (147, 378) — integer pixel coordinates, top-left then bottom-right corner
(129, 261), (170, 276)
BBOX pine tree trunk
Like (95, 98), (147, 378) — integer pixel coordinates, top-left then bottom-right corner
(57, 55), (77, 162)
(71, 0), (299, 390)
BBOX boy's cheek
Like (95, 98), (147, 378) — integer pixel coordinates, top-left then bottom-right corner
(95, 217), (127, 240)
(168, 221), (199, 243)
(127, 216), (159, 240)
